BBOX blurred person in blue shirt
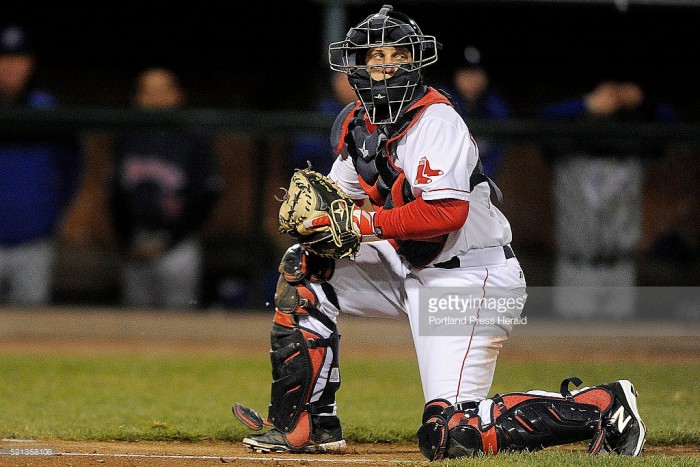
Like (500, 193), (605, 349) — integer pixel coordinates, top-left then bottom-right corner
(442, 46), (512, 180)
(0, 25), (82, 306)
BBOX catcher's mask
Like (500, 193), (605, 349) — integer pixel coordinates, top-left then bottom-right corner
(328, 4), (439, 125)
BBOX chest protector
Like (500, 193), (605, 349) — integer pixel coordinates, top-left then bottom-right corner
(331, 87), (499, 268)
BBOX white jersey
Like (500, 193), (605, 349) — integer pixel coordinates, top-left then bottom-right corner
(301, 103), (526, 406)
(328, 102), (513, 265)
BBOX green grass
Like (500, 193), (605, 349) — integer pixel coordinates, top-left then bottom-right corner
(432, 451), (700, 466)
(0, 353), (698, 464)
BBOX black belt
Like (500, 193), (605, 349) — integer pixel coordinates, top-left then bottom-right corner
(434, 245), (515, 269)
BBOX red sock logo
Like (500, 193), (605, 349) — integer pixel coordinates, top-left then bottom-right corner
(415, 156), (443, 184)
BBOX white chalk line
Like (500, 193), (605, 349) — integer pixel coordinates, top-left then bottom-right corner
(1, 439), (424, 464)
(52, 451), (423, 464)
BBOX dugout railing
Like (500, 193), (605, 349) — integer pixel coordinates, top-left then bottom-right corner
(4, 107), (700, 142)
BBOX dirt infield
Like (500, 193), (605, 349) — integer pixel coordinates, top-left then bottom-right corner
(2, 307), (700, 466)
(3, 440), (699, 466)
(5, 440), (700, 467)
(2, 307), (699, 360)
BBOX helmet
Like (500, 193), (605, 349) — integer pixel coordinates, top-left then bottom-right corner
(328, 4), (438, 124)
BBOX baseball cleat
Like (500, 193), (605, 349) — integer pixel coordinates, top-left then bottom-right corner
(243, 416), (347, 454)
(243, 429), (294, 453)
(600, 380), (646, 455)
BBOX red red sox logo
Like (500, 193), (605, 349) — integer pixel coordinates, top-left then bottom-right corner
(415, 156), (443, 184)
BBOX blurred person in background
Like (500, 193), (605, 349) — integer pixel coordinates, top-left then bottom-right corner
(288, 71), (357, 175)
(442, 45), (512, 180)
(539, 80), (678, 318)
(107, 67), (224, 309)
(0, 24), (82, 306)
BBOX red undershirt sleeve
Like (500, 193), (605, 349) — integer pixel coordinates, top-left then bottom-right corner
(373, 197), (469, 240)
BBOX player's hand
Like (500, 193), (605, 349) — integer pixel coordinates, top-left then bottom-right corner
(300, 206), (380, 242)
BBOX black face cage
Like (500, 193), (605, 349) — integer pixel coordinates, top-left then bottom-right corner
(328, 7), (438, 124)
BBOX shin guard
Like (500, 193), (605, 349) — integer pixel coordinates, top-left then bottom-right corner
(487, 386), (611, 453)
(265, 245), (340, 449)
(267, 313), (340, 449)
(417, 378), (615, 460)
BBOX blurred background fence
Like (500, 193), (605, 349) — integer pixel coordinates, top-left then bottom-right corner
(2, 109), (697, 309)
(3, 0), (700, 311)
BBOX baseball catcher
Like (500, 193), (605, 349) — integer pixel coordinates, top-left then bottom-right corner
(233, 4), (646, 459)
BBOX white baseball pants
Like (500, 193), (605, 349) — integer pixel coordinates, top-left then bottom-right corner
(303, 240), (527, 405)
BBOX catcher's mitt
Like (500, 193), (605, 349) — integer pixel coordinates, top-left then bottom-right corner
(278, 168), (360, 259)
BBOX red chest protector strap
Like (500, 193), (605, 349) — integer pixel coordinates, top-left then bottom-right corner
(352, 87), (453, 208)
(334, 88), (459, 268)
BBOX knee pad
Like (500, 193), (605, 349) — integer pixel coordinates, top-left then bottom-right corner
(448, 423), (489, 458)
(275, 244), (336, 315)
(274, 275), (318, 315)
(416, 399), (504, 460)
(417, 415), (448, 461)
(417, 399), (480, 461)
(417, 399), (450, 461)
(279, 244), (335, 284)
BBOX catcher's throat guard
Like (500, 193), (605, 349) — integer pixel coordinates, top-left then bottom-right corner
(278, 167), (360, 259)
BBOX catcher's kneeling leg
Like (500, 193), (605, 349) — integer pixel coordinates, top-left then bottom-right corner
(417, 377), (615, 460)
(265, 245), (342, 449)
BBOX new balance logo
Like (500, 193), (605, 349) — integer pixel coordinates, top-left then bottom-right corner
(609, 406), (632, 433)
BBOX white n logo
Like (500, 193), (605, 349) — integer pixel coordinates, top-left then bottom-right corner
(609, 406), (632, 432)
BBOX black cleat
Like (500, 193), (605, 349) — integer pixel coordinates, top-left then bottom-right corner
(600, 380), (646, 455)
(242, 428), (290, 453)
(243, 415), (347, 453)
